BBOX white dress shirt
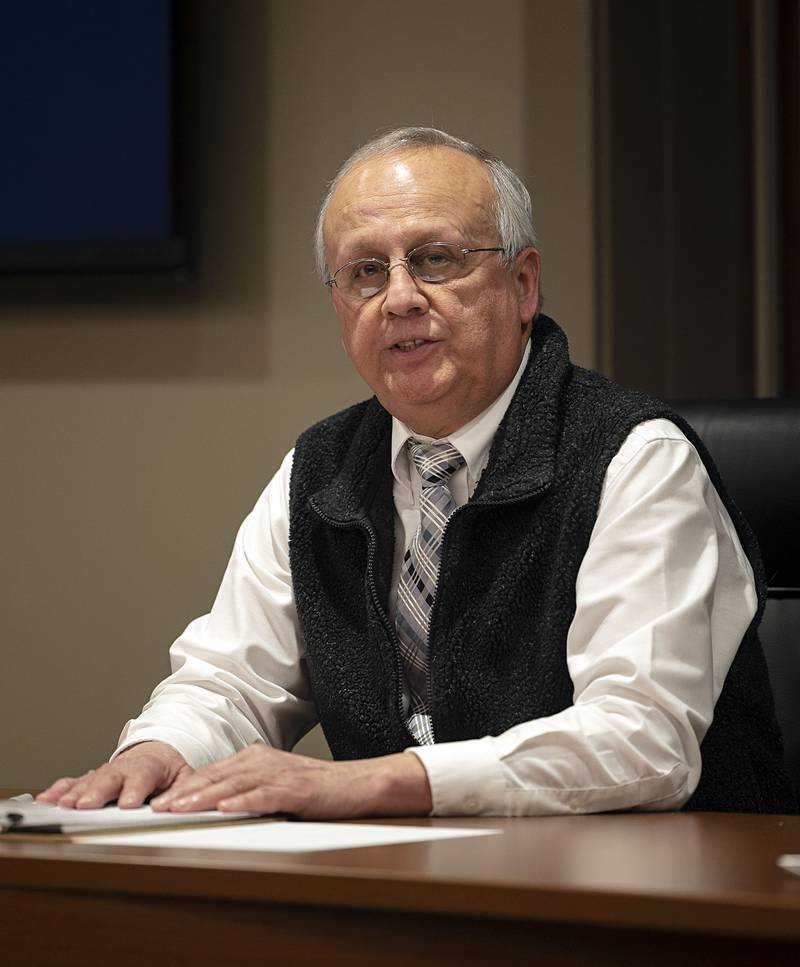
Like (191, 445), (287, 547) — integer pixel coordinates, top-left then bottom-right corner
(117, 347), (757, 816)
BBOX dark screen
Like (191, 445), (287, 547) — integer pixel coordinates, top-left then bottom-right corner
(0, 0), (178, 265)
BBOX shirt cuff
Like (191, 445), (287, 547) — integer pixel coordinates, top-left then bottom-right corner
(406, 736), (509, 816)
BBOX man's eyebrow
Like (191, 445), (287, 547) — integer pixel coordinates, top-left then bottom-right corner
(339, 230), (465, 261)
(337, 242), (386, 262)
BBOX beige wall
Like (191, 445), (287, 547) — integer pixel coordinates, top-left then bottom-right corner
(0, 0), (595, 786)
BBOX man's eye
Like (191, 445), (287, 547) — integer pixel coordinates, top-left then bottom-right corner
(352, 260), (383, 279)
(414, 247), (459, 270)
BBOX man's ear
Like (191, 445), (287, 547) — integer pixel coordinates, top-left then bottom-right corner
(514, 247), (541, 322)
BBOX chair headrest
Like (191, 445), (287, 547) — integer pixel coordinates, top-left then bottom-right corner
(667, 399), (800, 592)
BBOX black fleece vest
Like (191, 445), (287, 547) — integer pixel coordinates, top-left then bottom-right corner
(288, 316), (796, 814)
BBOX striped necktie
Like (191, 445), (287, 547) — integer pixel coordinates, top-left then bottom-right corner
(395, 438), (465, 745)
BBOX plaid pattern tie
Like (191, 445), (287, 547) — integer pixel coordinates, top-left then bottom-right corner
(396, 439), (465, 745)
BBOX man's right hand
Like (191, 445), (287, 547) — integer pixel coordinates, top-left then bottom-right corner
(36, 741), (193, 809)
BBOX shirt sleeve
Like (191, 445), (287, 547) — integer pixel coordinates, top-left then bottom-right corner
(114, 449), (318, 768)
(407, 419), (758, 816)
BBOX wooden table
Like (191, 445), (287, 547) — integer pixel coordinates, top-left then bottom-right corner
(3, 810), (800, 966)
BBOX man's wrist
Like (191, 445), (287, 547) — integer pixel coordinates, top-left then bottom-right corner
(371, 751), (433, 816)
(114, 740), (185, 765)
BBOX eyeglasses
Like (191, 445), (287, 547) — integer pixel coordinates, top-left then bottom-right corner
(325, 241), (506, 300)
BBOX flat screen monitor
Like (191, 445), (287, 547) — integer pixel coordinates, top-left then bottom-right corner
(0, 0), (186, 272)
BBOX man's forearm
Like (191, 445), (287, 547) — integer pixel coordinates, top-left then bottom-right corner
(149, 747), (433, 818)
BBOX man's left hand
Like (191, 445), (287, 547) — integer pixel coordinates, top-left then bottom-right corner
(149, 745), (433, 818)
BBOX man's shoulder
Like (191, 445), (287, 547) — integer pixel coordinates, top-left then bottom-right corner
(563, 364), (675, 434)
(568, 364), (660, 407)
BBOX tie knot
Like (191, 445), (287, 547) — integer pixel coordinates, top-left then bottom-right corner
(408, 439), (465, 485)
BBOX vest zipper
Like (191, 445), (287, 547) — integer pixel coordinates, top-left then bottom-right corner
(311, 486), (548, 751)
(424, 505), (470, 745)
(426, 486), (549, 744)
(308, 503), (416, 747)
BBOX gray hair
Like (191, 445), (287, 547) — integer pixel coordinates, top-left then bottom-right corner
(314, 126), (538, 281)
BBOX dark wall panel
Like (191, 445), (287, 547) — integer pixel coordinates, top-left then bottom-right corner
(603, 0), (754, 398)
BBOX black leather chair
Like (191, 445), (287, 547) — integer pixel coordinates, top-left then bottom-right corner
(668, 399), (800, 800)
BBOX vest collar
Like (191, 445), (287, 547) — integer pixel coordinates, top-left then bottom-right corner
(471, 315), (572, 505)
(310, 315), (572, 524)
(308, 402), (393, 526)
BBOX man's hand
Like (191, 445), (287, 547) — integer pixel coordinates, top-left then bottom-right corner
(36, 741), (193, 809)
(149, 745), (433, 819)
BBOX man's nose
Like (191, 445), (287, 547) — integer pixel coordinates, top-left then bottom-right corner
(381, 262), (428, 317)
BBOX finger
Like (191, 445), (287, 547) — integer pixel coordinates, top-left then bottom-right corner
(151, 747), (275, 810)
(57, 765), (147, 810)
(116, 768), (169, 808)
(53, 771), (108, 808)
(150, 774), (212, 810)
(217, 788), (284, 813)
(150, 759), (236, 809)
(131, 762), (193, 807)
(168, 775), (258, 812)
(69, 769), (129, 809)
(36, 777), (79, 803)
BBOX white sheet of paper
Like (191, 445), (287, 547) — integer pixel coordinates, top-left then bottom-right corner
(79, 821), (501, 852)
(778, 854), (800, 876)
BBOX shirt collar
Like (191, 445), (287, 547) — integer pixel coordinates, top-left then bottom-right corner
(390, 340), (532, 489)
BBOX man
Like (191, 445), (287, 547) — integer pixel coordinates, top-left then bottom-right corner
(40, 127), (795, 818)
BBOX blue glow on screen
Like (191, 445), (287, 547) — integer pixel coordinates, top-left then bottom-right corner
(0, 0), (173, 242)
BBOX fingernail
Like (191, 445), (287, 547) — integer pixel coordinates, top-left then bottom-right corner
(76, 796), (94, 807)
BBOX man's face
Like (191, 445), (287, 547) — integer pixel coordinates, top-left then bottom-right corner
(323, 147), (540, 438)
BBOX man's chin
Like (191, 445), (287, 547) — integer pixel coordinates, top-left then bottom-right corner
(378, 384), (462, 437)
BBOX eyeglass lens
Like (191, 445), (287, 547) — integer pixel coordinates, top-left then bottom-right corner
(339, 242), (464, 299)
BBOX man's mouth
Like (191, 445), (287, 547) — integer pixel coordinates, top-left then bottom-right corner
(392, 338), (432, 352)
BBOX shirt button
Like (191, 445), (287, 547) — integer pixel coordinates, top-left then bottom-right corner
(463, 796), (481, 814)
